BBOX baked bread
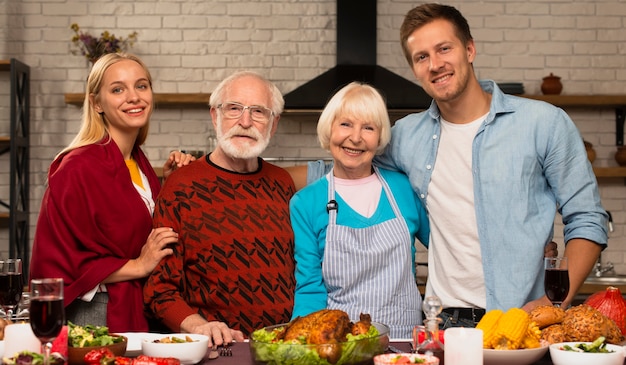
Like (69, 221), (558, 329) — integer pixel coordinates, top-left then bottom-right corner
(529, 305), (566, 329)
(541, 324), (566, 344)
(562, 304), (624, 344)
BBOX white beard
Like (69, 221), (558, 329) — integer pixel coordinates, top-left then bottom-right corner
(216, 118), (272, 159)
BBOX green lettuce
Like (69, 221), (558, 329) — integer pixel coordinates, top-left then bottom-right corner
(68, 321), (124, 348)
(250, 324), (386, 365)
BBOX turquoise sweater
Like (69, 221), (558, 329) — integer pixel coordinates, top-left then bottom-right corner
(290, 167), (430, 318)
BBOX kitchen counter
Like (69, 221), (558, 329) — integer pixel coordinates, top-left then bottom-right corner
(417, 275), (626, 296)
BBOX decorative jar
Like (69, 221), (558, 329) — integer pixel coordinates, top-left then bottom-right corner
(615, 146), (626, 166)
(541, 73), (563, 95)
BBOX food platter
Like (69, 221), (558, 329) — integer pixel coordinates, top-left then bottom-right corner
(483, 345), (549, 365)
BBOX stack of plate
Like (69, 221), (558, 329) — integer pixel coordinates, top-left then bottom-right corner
(497, 82), (525, 95)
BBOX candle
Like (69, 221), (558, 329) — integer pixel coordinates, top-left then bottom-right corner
(444, 327), (483, 365)
(4, 322), (42, 356)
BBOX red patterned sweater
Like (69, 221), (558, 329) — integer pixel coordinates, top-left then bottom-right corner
(144, 156), (296, 336)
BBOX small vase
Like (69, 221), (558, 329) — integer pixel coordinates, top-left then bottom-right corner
(615, 146), (626, 166)
(541, 73), (563, 95)
(584, 141), (596, 164)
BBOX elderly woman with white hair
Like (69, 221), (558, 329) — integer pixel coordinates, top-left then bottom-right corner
(289, 82), (430, 339)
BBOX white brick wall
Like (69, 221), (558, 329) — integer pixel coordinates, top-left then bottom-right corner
(0, 0), (625, 273)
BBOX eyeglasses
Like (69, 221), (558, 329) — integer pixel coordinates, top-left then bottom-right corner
(217, 102), (274, 123)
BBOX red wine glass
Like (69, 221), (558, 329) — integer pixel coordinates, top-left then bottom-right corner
(544, 257), (569, 307)
(30, 278), (65, 365)
(0, 259), (23, 320)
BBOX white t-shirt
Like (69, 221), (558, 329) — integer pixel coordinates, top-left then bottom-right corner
(425, 113), (487, 308)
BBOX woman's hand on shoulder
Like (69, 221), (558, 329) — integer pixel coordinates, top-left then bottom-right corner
(102, 227), (177, 283)
(162, 151), (196, 179)
(136, 227), (178, 276)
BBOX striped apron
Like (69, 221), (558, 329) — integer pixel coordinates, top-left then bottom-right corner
(323, 166), (422, 339)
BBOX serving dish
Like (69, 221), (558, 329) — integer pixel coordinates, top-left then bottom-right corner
(483, 344), (549, 365)
(67, 335), (127, 365)
(249, 321), (390, 365)
(373, 353), (439, 365)
(141, 333), (209, 365)
(549, 341), (626, 365)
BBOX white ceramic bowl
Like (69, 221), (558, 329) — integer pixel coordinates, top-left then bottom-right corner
(141, 334), (209, 365)
(549, 342), (626, 365)
(483, 345), (549, 365)
(374, 353), (439, 365)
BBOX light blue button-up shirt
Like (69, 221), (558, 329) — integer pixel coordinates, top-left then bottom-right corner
(308, 80), (608, 311)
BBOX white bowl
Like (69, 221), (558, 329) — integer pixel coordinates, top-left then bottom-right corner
(141, 334), (209, 365)
(374, 353), (439, 365)
(483, 345), (549, 365)
(549, 342), (626, 365)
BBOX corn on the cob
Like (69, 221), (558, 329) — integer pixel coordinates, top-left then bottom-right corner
(475, 309), (504, 348)
(491, 308), (530, 350)
(522, 321), (542, 349)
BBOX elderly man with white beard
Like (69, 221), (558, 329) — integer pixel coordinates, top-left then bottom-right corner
(144, 71), (296, 348)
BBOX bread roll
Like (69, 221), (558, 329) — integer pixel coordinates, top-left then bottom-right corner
(529, 305), (566, 329)
(541, 324), (566, 344)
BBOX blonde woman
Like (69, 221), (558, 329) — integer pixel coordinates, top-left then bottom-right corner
(30, 53), (192, 332)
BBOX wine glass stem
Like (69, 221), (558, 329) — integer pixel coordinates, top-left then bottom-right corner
(43, 341), (52, 365)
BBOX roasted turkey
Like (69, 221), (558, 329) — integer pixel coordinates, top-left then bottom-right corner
(278, 309), (373, 364)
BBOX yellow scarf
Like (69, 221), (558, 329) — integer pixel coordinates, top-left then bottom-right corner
(125, 158), (144, 189)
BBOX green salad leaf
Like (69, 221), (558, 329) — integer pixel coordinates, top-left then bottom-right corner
(2, 351), (65, 365)
(68, 321), (124, 348)
(250, 323), (385, 365)
(561, 336), (614, 353)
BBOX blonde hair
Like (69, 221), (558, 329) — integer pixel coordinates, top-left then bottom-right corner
(56, 53), (153, 160)
(209, 70), (284, 116)
(317, 82), (391, 154)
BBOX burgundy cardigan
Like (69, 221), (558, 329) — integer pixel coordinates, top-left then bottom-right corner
(30, 138), (161, 332)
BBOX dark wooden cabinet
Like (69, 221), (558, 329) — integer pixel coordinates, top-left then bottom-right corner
(1, 59), (30, 274)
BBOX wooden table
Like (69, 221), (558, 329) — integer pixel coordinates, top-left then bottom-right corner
(201, 341), (565, 365)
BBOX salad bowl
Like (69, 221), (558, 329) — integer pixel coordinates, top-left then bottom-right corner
(67, 335), (127, 364)
(549, 341), (626, 365)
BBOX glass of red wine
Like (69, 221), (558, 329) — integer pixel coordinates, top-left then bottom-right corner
(30, 278), (65, 365)
(544, 257), (569, 307)
(0, 258), (23, 320)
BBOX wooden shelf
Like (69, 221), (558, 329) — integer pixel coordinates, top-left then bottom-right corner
(521, 94), (626, 107)
(65, 92), (626, 108)
(66, 92), (626, 164)
(64, 93), (212, 107)
(593, 167), (626, 178)
(0, 60), (10, 72)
